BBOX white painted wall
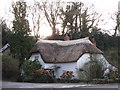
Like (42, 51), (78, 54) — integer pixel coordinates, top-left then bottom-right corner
(54, 62), (78, 78)
(29, 53), (116, 79)
(77, 53), (90, 69)
(77, 53), (113, 69)
(29, 53), (45, 68)
(77, 53), (117, 77)
(29, 53), (78, 78)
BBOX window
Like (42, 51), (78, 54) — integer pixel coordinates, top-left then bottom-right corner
(34, 56), (39, 61)
(49, 70), (55, 78)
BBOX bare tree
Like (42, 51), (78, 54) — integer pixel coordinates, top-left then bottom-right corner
(42, 1), (62, 37)
(28, 1), (43, 40)
(111, 12), (120, 36)
(60, 2), (84, 35)
(0, 17), (5, 25)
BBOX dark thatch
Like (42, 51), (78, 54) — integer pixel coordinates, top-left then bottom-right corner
(30, 38), (103, 63)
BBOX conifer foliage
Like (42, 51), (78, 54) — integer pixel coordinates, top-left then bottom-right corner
(10, 1), (35, 67)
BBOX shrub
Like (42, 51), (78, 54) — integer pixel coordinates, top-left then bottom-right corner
(21, 75), (34, 82)
(109, 70), (120, 79)
(22, 60), (41, 76)
(104, 50), (120, 78)
(86, 60), (104, 80)
(60, 71), (74, 79)
(32, 69), (54, 83)
(57, 78), (80, 83)
(21, 60), (41, 81)
(104, 50), (119, 68)
(2, 54), (19, 80)
(78, 54), (104, 80)
(22, 60), (54, 83)
(92, 78), (120, 84)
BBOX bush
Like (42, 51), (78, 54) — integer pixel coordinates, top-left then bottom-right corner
(104, 50), (119, 68)
(2, 54), (19, 80)
(22, 60), (41, 76)
(22, 60), (54, 83)
(78, 54), (104, 80)
(92, 78), (120, 84)
(21, 76), (34, 82)
(21, 60), (41, 82)
(60, 71), (74, 79)
(57, 78), (81, 83)
(108, 70), (120, 79)
(104, 50), (120, 79)
(56, 78), (93, 83)
(32, 69), (54, 83)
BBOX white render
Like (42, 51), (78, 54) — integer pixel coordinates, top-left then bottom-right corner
(29, 53), (45, 68)
(77, 53), (111, 69)
(29, 53), (116, 79)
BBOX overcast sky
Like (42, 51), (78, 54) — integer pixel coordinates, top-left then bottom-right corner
(0, 0), (120, 37)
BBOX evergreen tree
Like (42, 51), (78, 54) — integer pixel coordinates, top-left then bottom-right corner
(42, 1), (61, 38)
(1, 20), (9, 46)
(10, 1), (35, 67)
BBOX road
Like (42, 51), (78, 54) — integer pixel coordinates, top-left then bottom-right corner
(1, 81), (120, 90)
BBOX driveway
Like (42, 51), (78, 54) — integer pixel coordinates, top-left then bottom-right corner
(1, 81), (119, 90)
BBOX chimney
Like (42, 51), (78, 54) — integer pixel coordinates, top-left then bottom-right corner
(64, 33), (70, 41)
(90, 36), (96, 46)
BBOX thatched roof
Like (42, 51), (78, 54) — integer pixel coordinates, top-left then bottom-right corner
(30, 37), (103, 63)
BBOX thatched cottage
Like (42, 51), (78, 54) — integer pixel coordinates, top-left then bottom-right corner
(29, 37), (116, 79)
